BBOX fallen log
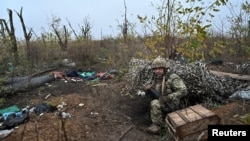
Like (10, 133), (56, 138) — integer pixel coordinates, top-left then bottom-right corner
(209, 70), (250, 81)
(0, 67), (59, 96)
(0, 74), (55, 96)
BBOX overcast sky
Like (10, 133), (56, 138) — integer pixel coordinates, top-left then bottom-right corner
(0, 0), (242, 40)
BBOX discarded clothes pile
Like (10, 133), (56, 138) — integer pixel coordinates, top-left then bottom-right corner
(0, 102), (58, 139)
(0, 105), (29, 130)
(33, 102), (57, 116)
(52, 69), (118, 82)
(0, 105), (29, 139)
(66, 70), (96, 80)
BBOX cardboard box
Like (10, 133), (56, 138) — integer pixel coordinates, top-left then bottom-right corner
(165, 104), (220, 141)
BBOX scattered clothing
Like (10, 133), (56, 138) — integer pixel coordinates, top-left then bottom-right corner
(1, 111), (29, 130)
(52, 69), (117, 82)
(0, 105), (20, 115)
(0, 107), (30, 130)
(33, 102), (57, 116)
(66, 70), (79, 77)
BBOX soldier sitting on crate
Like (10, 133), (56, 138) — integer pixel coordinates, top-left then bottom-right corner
(144, 56), (187, 134)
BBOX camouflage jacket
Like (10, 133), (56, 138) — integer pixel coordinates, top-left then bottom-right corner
(145, 70), (187, 100)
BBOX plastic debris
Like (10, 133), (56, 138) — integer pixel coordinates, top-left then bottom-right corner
(79, 103), (84, 107)
(61, 112), (71, 118)
(136, 90), (146, 97)
(90, 111), (99, 118)
(230, 89), (250, 100)
(0, 129), (14, 139)
(57, 102), (67, 110)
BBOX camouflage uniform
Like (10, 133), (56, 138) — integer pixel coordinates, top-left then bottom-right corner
(145, 57), (187, 126)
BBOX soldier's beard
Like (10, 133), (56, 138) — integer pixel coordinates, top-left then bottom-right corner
(155, 73), (164, 78)
(154, 68), (165, 77)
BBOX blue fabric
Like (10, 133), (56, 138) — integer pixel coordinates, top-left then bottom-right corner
(0, 105), (20, 115)
(78, 71), (96, 80)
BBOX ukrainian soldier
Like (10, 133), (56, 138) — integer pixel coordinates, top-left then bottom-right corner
(144, 56), (187, 134)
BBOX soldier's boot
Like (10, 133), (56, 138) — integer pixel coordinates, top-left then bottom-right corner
(146, 124), (160, 134)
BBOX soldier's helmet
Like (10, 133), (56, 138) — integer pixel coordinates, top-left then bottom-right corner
(152, 56), (170, 69)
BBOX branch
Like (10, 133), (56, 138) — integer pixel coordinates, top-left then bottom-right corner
(210, 70), (250, 81)
(0, 19), (7, 38)
(66, 18), (79, 40)
(15, 7), (32, 40)
(118, 125), (134, 141)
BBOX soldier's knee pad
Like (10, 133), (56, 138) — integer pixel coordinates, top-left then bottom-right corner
(151, 99), (160, 108)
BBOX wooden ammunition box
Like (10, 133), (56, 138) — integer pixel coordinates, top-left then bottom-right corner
(165, 104), (220, 141)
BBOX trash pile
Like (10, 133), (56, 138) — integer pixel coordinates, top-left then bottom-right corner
(52, 69), (118, 85)
(126, 58), (250, 103)
(0, 68), (118, 97)
(0, 101), (71, 139)
(0, 105), (29, 139)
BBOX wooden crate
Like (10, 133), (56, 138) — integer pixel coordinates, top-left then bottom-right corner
(165, 104), (220, 141)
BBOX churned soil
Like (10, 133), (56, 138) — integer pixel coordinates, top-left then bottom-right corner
(1, 63), (250, 141)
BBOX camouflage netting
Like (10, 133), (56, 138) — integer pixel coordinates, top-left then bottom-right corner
(126, 58), (153, 91)
(126, 58), (249, 103)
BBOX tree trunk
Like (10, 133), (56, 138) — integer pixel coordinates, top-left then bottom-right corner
(16, 7), (33, 59)
(51, 24), (68, 51)
(7, 9), (18, 64)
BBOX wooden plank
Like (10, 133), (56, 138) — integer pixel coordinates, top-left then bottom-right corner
(177, 107), (202, 122)
(210, 70), (250, 81)
(168, 112), (186, 127)
(190, 104), (215, 117)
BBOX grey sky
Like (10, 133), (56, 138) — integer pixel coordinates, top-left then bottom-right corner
(0, 0), (243, 40)
(1, 0), (158, 39)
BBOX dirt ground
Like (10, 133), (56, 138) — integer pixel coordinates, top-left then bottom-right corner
(1, 63), (250, 141)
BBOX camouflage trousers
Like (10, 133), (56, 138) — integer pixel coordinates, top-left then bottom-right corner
(150, 99), (179, 125)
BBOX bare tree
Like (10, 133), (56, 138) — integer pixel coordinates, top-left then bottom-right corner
(51, 23), (68, 51)
(0, 9), (18, 63)
(50, 16), (69, 51)
(67, 18), (79, 40)
(0, 19), (7, 40)
(15, 7), (33, 58)
(123, 0), (128, 43)
(79, 16), (92, 40)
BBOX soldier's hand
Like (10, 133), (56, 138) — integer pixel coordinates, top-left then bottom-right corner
(144, 84), (152, 91)
(159, 96), (168, 105)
